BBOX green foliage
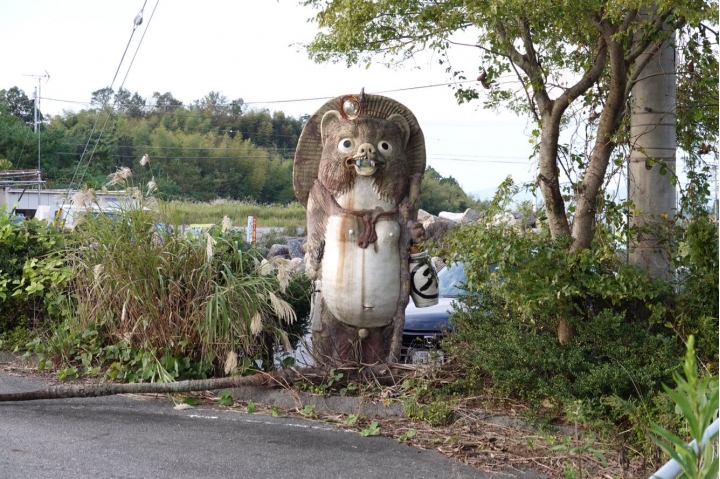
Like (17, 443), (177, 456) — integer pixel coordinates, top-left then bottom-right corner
(360, 421), (381, 437)
(24, 319), (214, 383)
(650, 336), (719, 479)
(442, 219), (686, 402)
(299, 404), (317, 418)
(0, 207), (70, 338)
(400, 377), (456, 426)
(672, 216), (719, 369)
(25, 171), (310, 382)
(439, 182), (718, 458)
(398, 428), (417, 442)
(2, 87), (304, 203)
(159, 200), (306, 234)
(218, 390), (234, 406)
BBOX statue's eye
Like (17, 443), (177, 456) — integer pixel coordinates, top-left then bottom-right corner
(378, 141), (393, 155)
(338, 138), (354, 153)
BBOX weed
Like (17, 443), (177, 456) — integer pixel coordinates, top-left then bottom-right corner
(361, 421), (380, 437)
(218, 390), (234, 406)
(299, 404), (316, 418)
(649, 336), (719, 478)
(344, 414), (359, 426)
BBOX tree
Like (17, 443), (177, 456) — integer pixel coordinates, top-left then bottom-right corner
(419, 166), (486, 215)
(114, 88), (146, 119)
(90, 87), (114, 107)
(193, 91), (229, 129)
(0, 101), (37, 169)
(0, 87), (38, 126)
(303, 0), (716, 254)
(152, 91), (183, 112)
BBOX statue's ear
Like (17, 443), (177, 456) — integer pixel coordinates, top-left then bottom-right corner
(387, 113), (410, 149)
(320, 110), (343, 146)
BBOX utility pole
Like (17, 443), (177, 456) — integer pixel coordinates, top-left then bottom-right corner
(22, 71), (50, 209)
(628, 29), (676, 281)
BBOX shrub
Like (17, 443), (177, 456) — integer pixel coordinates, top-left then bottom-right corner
(442, 220), (685, 405)
(672, 216), (719, 369)
(31, 171), (309, 381)
(0, 206), (69, 346)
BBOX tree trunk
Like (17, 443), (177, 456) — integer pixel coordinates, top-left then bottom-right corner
(571, 35), (629, 252)
(628, 30), (677, 280)
(538, 111), (572, 238)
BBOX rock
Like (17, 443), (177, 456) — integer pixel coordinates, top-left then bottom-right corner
(439, 208), (480, 224)
(438, 211), (463, 223)
(424, 218), (457, 243)
(491, 212), (517, 226)
(267, 244), (291, 259)
(421, 215), (437, 230)
(287, 238), (304, 259)
(417, 209), (433, 222)
(461, 208), (481, 223)
(289, 257), (305, 273)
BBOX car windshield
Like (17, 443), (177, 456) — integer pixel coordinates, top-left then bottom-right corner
(437, 262), (468, 297)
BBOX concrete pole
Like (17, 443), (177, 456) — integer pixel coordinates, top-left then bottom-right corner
(628, 31), (677, 280)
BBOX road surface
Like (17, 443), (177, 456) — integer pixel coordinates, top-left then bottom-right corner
(0, 368), (537, 479)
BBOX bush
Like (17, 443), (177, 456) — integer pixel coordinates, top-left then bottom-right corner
(0, 207), (69, 344)
(447, 303), (680, 402)
(439, 202), (718, 458)
(673, 216), (719, 369)
(441, 220), (689, 405)
(30, 178), (309, 382)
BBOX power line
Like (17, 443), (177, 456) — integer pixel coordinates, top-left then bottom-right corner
(53, 151), (530, 164)
(37, 74), (521, 111)
(67, 2), (151, 195)
(57, 142), (532, 160)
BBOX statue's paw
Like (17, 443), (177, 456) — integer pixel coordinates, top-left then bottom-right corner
(409, 220), (425, 244)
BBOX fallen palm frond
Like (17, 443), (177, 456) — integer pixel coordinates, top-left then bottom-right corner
(0, 363), (417, 402)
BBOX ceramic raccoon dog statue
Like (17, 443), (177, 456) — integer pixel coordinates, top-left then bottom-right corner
(294, 94), (428, 364)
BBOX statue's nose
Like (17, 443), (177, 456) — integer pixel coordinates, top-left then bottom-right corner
(357, 143), (376, 157)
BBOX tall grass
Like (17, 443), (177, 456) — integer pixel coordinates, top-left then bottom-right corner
(167, 199), (306, 231)
(47, 176), (307, 381)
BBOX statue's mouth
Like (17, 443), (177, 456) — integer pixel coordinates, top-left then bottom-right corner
(346, 156), (381, 176)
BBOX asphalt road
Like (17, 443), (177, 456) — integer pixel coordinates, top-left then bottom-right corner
(0, 369), (514, 479)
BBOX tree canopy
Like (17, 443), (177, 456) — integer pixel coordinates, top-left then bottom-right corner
(304, 0), (718, 251)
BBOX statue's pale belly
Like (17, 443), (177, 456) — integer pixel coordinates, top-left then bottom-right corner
(321, 214), (400, 328)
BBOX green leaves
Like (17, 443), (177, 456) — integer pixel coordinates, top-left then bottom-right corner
(218, 390), (234, 406)
(649, 336), (719, 479)
(360, 421), (380, 437)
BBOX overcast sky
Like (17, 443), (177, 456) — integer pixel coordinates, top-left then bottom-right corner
(0, 0), (539, 197)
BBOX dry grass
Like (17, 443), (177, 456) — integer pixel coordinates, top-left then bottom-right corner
(58, 190), (302, 372)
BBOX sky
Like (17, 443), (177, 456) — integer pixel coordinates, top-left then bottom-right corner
(0, 0), (539, 198)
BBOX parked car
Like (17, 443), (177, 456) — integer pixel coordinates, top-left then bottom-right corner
(401, 261), (469, 364)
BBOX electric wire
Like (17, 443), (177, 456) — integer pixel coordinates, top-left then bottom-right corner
(57, 142), (532, 160)
(36, 73), (521, 111)
(74, 0), (157, 191)
(65, 2), (151, 199)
